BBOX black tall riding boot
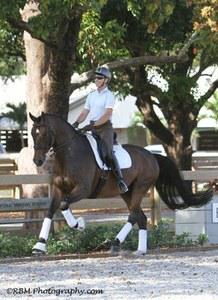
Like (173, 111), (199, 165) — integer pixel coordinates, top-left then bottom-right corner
(109, 153), (128, 194)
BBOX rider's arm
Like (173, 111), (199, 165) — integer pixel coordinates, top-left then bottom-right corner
(76, 108), (89, 124)
(93, 108), (113, 126)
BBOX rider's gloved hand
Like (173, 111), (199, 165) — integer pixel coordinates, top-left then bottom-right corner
(80, 121), (95, 132)
(72, 121), (79, 128)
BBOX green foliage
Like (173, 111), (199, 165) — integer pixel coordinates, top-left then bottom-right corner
(0, 0), (26, 19)
(1, 102), (27, 129)
(0, 222), (208, 258)
(126, 0), (175, 33)
(78, 9), (128, 71)
(47, 224), (125, 254)
(148, 220), (194, 248)
(197, 233), (208, 246)
(204, 92), (218, 122)
(0, 232), (36, 258)
(0, 20), (25, 78)
(162, 75), (197, 107)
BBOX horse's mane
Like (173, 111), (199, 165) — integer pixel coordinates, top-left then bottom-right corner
(44, 112), (76, 132)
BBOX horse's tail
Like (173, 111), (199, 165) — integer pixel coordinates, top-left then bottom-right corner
(154, 154), (213, 210)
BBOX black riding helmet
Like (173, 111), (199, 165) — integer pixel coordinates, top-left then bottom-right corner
(95, 67), (112, 81)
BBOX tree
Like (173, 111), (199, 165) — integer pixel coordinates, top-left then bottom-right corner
(0, 0), (185, 120)
(99, 0), (218, 169)
(0, 0), (217, 170)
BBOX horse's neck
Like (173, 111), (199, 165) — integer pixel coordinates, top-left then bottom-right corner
(50, 119), (83, 155)
(52, 120), (74, 145)
(54, 133), (88, 174)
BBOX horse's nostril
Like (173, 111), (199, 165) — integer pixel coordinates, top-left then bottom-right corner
(38, 160), (43, 166)
(34, 159), (44, 167)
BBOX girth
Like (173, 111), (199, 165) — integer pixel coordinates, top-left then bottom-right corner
(89, 169), (108, 199)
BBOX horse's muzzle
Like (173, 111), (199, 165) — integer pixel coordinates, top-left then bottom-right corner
(33, 158), (44, 167)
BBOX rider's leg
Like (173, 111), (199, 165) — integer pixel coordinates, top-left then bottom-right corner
(108, 152), (128, 194)
(94, 123), (128, 194)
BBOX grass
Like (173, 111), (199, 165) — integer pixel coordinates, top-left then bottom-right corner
(0, 221), (209, 258)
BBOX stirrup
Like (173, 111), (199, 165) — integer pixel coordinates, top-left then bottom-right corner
(118, 180), (128, 194)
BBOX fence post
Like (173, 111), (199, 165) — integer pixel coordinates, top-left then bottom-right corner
(150, 187), (160, 227)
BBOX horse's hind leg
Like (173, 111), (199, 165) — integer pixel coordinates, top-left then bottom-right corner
(134, 208), (148, 255)
(32, 196), (60, 255)
(111, 191), (134, 253)
(112, 183), (149, 255)
(129, 184), (150, 255)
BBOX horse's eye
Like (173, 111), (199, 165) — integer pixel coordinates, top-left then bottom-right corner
(36, 128), (40, 134)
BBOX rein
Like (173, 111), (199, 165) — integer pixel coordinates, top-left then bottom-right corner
(52, 129), (85, 154)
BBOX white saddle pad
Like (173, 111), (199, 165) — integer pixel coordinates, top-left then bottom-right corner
(86, 133), (132, 170)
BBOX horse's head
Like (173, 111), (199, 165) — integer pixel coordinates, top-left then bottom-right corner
(30, 112), (54, 167)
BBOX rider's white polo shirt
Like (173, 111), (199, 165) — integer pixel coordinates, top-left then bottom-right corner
(84, 87), (115, 121)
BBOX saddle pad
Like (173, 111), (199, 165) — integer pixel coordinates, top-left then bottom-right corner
(85, 133), (132, 170)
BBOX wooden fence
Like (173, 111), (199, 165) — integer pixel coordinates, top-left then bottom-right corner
(0, 170), (218, 230)
(0, 157), (19, 197)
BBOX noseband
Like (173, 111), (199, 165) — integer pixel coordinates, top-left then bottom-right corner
(33, 123), (76, 154)
(33, 124), (55, 152)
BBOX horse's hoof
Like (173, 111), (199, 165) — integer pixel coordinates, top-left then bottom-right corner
(93, 239), (112, 251)
(32, 249), (46, 256)
(76, 217), (85, 231)
(134, 250), (147, 257)
(32, 241), (47, 256)
(110, 239), (121, 254)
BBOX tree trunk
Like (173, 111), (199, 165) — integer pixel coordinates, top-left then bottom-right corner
(20, 1), (81, 231)
(134, 84), (196, 170)
(21, 1), (81, 141)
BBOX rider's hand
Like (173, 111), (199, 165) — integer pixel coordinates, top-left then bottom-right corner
(80, 121), (95, 132)
(72, 121), (79, 128)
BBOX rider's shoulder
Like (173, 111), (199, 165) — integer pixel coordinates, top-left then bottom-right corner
(88, 90), (98, 97)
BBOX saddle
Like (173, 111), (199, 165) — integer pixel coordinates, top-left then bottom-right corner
(85, 133), (132, 170)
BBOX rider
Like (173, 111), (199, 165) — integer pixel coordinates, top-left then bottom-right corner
(72, 66), (128, 194)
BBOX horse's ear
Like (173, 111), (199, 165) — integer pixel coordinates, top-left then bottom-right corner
(29, 112), (41, 123)
(29, 112), (38, 122)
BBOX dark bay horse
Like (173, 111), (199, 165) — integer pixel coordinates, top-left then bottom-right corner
(30, 112), (213, 256)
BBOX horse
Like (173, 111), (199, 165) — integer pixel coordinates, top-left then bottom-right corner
(29, 112), (213, 256)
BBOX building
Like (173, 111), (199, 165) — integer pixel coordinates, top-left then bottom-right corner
(68, 85), (143, 145)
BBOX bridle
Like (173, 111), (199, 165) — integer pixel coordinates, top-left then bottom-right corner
(33, 122), (80, 155)
(33, 124), (55, 151)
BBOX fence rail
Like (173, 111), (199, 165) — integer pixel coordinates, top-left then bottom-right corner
(0, 170), (218, 229)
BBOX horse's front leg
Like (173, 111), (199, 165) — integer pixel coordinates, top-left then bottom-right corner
(60, 184), (87, 231)
(32, 195), (60, 255)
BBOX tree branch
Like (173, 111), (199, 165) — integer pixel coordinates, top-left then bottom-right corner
(70, 54), (188, 92)
(136, 96), (174, 146)
(191, 49), (209, 81)
(177, 32), (201, 59)
(7, 17), (57, 48)
(199, 79), (218, 107)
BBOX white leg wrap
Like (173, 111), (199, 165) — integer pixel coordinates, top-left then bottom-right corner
(61, 208), (77, 228)
(33, 242), (47, 253)
(39, 218), (52, 241)
(116, 222), (133, 243)
(137, 229), (147, 253)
